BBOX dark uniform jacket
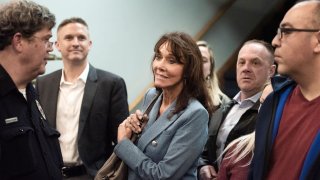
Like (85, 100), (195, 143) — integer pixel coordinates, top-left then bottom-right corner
(199, 96), (259, 171)
(0, 65), (63, 180)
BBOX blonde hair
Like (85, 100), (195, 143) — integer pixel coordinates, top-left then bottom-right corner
(208, 73), (227, 106)
(197, 40), (227, 107)
(220, 132), (255, 166)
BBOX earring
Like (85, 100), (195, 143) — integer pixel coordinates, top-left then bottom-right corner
(184, 76), (187, 85)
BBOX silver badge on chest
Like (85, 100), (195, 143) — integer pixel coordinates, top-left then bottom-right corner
(35, 100), (47, 120)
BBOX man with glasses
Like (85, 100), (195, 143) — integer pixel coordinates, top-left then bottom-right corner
(36, 17), (129, 179)
(0, 0), (63, 179)
(250, 1), (320, 179)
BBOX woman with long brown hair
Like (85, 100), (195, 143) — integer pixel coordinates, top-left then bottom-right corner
(116, 32), (215, 179)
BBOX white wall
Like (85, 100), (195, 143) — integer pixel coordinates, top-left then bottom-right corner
(0, 0), (281, 106)
(1, 0), (219, 104)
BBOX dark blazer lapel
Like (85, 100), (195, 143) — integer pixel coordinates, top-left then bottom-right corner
(78, 65), (98, 137)
(138, 100), (183, 151)
(208, 108), (223, 136)
(209, 101), (234, 136)
(46, 70), (62, 128)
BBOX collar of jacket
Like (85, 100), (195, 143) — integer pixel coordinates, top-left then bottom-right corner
(271, 75), (296, 93)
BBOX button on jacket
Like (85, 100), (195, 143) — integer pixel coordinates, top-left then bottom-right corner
(115, 88), (209, 180)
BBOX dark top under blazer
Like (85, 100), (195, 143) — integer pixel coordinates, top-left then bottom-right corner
(199, 97), (259, 170)
(35, 64), (129, 176)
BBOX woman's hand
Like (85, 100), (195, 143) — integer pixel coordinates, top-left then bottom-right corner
(117, 110), (145, 142)
(199, 165), (217, 180)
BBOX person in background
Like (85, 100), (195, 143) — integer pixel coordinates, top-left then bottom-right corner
(250, 1), (320, 179)
(36, 17), (129, 179)
(115, 32), (215, 179)
(0, 0), (63, 179)
(198, 39), (276, 180)
(217, 82), (273, 180)
(197, 41), (230, 112)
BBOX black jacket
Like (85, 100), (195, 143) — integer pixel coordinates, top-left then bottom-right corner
(36, 65), (129, 176)
(199, 97), (259, 170)
(0, 65), (63, 180)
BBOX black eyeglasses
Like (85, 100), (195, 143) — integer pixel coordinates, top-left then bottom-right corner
(277, 27), (319, 39)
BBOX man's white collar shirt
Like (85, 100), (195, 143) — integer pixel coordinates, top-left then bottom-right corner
(56, 63), (89, 164)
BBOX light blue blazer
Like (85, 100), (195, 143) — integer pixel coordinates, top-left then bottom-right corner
(114, 88), (209, 179)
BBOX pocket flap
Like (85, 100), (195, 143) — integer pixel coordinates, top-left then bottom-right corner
(42, 126), (60, 137)
(0, 126), (33, 141)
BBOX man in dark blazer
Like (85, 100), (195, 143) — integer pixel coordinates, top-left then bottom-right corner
(198, 40), (276, 180)
(36, 17), (129, 179)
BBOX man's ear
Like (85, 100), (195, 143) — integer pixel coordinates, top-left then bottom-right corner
(88, 40), (92, 50)
(269, 64), (276, 78)
(55, 41), (61, 52)
(314, 31), (320, 53)
(12, 33), (24, 52)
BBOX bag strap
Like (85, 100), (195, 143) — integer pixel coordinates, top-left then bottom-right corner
(140, 91), (161, 123)
(131, 91), (161, 142)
